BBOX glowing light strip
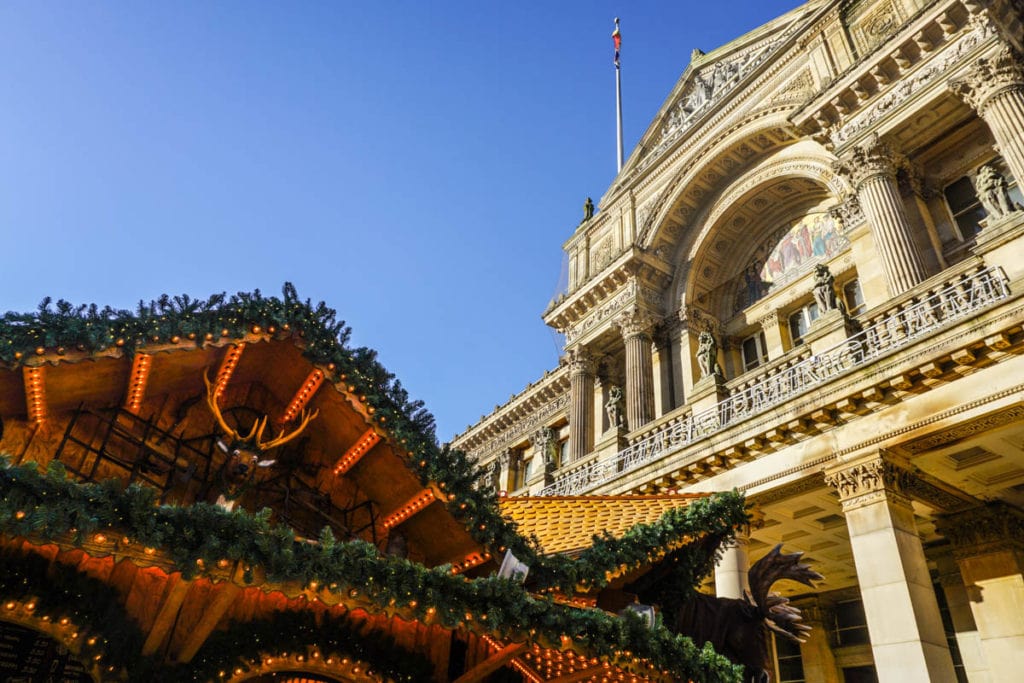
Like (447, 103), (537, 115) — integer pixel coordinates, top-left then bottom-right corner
(449, 550), (492, 575)
(124, 353), (153, 414)
(279, 369), (324, 423)
(381, 488), (436, 529)
(23, 366), (46, 424)
(332, 428), (381, 476)
(214, 343), (245, 398)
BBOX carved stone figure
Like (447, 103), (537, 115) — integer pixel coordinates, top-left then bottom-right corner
(813, 264), (838, 312)
(974, 164), (1021, 221)
(583, 197), (595, 221)
(531, 427), (558, 473)
(605, 385), (625, 430)
(696, 330), (722, 380)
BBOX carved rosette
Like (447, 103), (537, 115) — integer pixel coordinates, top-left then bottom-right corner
(833, 135), (904, 189)
(824, 454), (914, 510)
(949, 44), (1024, 114)
(936, 502), (1024, 559)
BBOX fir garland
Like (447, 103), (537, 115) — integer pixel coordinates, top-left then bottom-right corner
(0, 458), (743, 682)
(183, 610), (433, 683)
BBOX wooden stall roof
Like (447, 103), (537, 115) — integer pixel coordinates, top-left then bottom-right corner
(499, 494), (711, 556)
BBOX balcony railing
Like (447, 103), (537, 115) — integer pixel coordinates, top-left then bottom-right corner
(539, 265), (1011, 497)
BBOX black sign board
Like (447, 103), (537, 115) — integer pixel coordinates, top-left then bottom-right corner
(0, 620), (92, 682)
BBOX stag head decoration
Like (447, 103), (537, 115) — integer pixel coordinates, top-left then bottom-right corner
(204, 371), (319, 510)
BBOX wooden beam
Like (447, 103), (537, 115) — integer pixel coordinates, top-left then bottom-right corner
(141, 574), (190, 656)
(173, 582), (240, 662)
(22, 366), (46, 424)
(381, 488), (438, 530)
(278, 369), (324, 423)
(333, 427), (381, 476)
(213, 343), (245, 398)
(124, 353), (153, 415)
(452, 642), (527, 683)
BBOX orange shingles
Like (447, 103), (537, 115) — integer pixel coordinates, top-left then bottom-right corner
(498, 494), (709, 556)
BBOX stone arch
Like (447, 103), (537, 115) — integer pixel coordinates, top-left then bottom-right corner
(671, 141), (850, 317)
(639, 105), (808, 252)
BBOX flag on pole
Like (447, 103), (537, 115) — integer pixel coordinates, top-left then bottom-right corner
(612, 18), (621, 69)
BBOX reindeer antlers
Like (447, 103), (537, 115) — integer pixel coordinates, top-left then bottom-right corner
(203, 370), (319, 450)
(746, 544), (824, 643)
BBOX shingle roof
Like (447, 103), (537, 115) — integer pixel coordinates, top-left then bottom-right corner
(499, 493), (711, 556)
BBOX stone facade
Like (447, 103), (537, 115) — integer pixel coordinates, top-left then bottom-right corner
(453, 1), (1024, 681)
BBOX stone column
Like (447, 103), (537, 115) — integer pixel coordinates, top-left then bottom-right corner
(798, 602), (841, 683)
(934, 549), (991, 682)
(614, 307), (656, 431)
(835, 136), (927, 296)
(497, 449), (514, 493)
(951, 44), (1024, 183)
(759, 311), (785, 359)
(937, 503), (1024, 682)
(652, 323), (675, 417)
(825, 453), (957, 681)
(715, 535), (750, 600)
(666, 309), (690, 407)
(566, 348), (595, 462)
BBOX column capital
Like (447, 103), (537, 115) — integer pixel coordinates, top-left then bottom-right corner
(758, 310), (782, 331)
(936, 502), (1024, 559)
(828, 194), (866, 230)
(496, 448), (516, 470)
(613, 306), (656, 340)
(833, 134), (905, 189)
(824, 452), (914, 510)
(949, 43), (1024, 115)
(564, 347), (596, 376)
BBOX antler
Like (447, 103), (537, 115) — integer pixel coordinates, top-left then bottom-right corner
(256, 407), (320, 451)
(747, 544), (823, 643)
(204, 370), (241, 443)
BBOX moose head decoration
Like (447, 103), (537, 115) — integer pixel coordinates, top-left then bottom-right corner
(203, 371), (319, 511)
(629, 542), (822, 683)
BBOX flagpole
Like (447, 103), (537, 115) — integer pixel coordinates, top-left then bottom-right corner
(614, 17), (624, 173)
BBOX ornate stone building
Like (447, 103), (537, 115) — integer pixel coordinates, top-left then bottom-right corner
(452, 1), (1024, 680)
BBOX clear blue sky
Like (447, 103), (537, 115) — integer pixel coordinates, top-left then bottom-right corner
(0, 1), (801, 441)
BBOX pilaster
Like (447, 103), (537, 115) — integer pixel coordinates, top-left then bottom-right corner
(825, 453), (956, 682)
(759, 311), (785, 360)
(798, 601), (841, 683)
(937, 503), (1024, 682)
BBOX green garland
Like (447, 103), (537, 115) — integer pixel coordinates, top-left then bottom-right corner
(184, 610), (433, 683)
(0, 286), (743, 586)
(0, 548), (154, 678)
(0, 458), (743, 682)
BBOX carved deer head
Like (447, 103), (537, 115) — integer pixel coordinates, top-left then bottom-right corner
(204, 371), (319, 507)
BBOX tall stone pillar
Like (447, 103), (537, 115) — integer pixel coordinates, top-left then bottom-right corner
(798, 602), (841, 683)
(835, 137), (927, 296)
(937, 503), (1024, 682)
(715, 535), (750, 600)
(951, 44), (1024, 183)
(934, 549), (991, 682)
(614, 308), (656, 431)
(666, 309), (690, 407)
(825, 454), (956, 681)
(566, 348), (595, 462)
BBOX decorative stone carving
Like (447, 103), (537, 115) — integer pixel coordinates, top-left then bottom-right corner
(937, 503), (1024, 558)
(565, 347), (596, 377)
(696, 330), (723, 380)
(974, 163), (1023, 220)
(605, 385), (626, 431)
(613, 307), (655, 341)
(812, 264), (839, 312)
(833, 134), (903, 188)
(530, 426), (559, 473)
(949, 44), (1024, 115)
(825, 454), (913, 509)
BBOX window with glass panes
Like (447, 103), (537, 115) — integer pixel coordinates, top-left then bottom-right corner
(833, 599), (870, 646)
(943, 159), (1023, 238)
(843, 279), (865, 317)
(741, 330), (769, 372)
(775, 634), (806, 683)
(788, 302), (819, 346)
